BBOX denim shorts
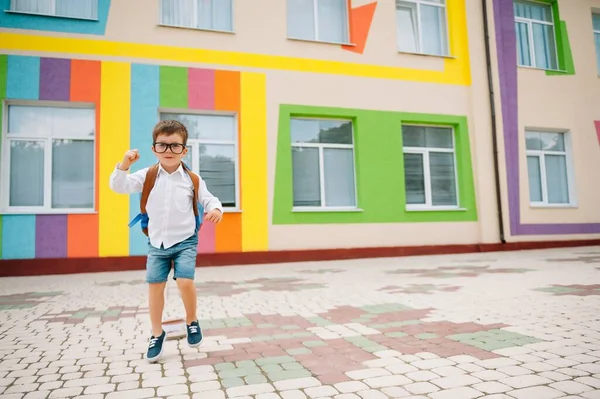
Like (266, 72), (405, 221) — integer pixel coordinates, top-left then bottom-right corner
(146, 234), (198, 284)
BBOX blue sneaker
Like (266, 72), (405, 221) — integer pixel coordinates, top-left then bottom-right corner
(146, 330), (166, 363)
(187, 321), (203, 347)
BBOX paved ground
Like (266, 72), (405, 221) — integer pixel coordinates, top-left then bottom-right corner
(1, 247), (600, 399)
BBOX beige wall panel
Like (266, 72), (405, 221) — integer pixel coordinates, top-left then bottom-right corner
(269, 222), (480, 250)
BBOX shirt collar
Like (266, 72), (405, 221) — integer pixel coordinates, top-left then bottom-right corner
(158, 163), (187, 178)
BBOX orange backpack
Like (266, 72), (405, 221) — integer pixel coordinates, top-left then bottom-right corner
(128, 163), (203, 236)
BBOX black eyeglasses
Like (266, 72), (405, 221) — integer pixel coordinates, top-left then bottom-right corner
(153, 142), (186, 154)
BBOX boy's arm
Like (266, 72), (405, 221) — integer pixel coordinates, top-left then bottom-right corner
(198, 177), (223, 213)
(109, 165), (147, 194)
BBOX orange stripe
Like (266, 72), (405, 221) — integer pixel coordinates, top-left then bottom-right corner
(69, 59), (101, 257)
(214, 70), (242, 252)
(215, 213), (242, 253)
(214, 70), (240, 112)
(67, 215), (99, 257)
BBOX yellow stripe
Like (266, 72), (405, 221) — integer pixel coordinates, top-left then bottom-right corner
(445, 0), (471, 86)
(0, 20), (470, 85)
(99, 61), (130, 256)
(240, 72), (269, 251)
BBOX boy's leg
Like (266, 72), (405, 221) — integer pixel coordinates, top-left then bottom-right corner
(145, 244), (172, 362)
(172, 235), (201, 347)
(149, 282), (167, 336)
(176, 278), (197, 325)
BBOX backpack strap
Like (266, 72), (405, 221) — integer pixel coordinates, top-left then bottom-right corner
(127, 164), (160, 236)
(182, 162), (202, 232)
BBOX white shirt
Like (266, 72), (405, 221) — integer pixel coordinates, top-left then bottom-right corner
(109, 163), (222, 249)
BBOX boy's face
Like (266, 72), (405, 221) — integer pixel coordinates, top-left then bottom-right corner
(152, 133), (188, 169)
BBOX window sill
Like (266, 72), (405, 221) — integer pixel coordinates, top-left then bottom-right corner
(157, 23), (234, 35)
(529, 203), (578, 209)
(1, 209), (98, 215)
(292, 207), (363, 213)
(4, 10), (99, 21)
(517, 64), (567, 73)
(397, 50), (455, 59)
(287, 37), (355, 47)
(406, 207), (467, 212)
(221, 208), (242, 213)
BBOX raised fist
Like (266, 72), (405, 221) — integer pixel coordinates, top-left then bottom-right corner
(119, 149), (140, 170)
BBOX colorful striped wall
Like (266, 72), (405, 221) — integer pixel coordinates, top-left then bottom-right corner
(0, 55), (268, 260)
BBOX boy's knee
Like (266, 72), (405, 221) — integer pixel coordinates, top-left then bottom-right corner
(176, 278), (195, 289)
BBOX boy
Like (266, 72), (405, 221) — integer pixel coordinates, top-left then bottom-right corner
(109, 120), (223, 362)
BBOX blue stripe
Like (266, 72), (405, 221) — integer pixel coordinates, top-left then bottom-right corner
(129, 64), (159, 256)
(0, 0), (111, 36)
(3, 56), (39, 259)
(7, 55), (40, 99)
(2, 215), (36, 259)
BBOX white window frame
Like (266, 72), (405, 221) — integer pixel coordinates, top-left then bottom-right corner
(158, 0), (234, 33)
(402, 124), (460, 211)
(159, 109), (240, 211)
(8, 0), (99, 20)
(525, 130), (576, 208)
(593, 13), (600, 75)
(514, 0), (559, 70)
(1, 100), (97, 215)
(291, 117), (358, 211)
(396, 0), (450, 56)
(287, 0), (351, 45)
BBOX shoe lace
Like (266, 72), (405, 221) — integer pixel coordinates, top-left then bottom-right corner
(189, 325), (198, 334)
(148, 336), (159, 348)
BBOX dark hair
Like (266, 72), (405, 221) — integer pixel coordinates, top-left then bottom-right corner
(152, 120), (188, 145)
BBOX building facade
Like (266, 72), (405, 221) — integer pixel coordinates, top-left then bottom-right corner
(0, 0), (599, 268)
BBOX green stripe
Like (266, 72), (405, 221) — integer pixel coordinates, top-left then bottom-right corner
(273, 104), (478, 225)
(0, 55), (7, 259)
(159, 66), (188, 108)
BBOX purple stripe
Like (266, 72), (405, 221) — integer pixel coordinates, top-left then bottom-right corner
(35, 215), (67, 258)
(39, 58), (70, 101)
(493, 0), (600, 235)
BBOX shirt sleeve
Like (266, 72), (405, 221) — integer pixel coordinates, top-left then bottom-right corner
(109, 164), (147, 194)
(198, 175), (223, 213)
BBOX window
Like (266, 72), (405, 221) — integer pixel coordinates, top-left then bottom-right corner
(160, 112), (238, 208)
(9, 0), (98, 19)
(1, 104), (95, 213)
(160, 0), (233, 32)
(290, 118), (357, 209)
(287, 0), (349, 44)
(396, 0), (449, 56)
(525, 131), (574, 206)
(594, 14), (600, 74)
(402, 125), (458, 209)
(514, 0), (558, 70)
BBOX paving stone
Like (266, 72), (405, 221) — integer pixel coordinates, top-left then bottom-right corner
(472, 381), (511, 394)
(226, 383), (275, 397)
(357, 390), (388, 399)
(190, 381), (221, 392)
(404, 382), (440, 394)
(305, 385), (338, 398)
(157, 384), (189, 396)
(274, 377), (321, 390)
(431, 375), (482, 389)
(106, 388), (156, 399)
(505, 386), (564, 399)
(380, 386), (411, 397)
(405, 370), (440, 381)
(48, 387), (84, 397)
(281, 390), (308, 399)
(334, 381), (370, 393)
(549, 380), (594, 394)
(471, 370), (508, 381)
(429, 387), (483, 399)
(500, 375), (553, 389)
